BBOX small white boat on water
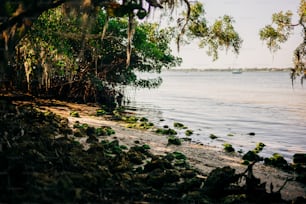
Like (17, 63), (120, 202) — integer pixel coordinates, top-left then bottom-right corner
(232, 69), (243, 74)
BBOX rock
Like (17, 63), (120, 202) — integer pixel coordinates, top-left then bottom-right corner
(242, 151), (262, 162)
(167, 136), (181, 145)
(86, 135), (98, 143)
(293, 154), (306, 164)
(144, 158), (173, 172)
(203, 166), (237, 197)
(127, 150), (145, 165)
(223, 143), (235, 153)
(264, 153), (291, 171)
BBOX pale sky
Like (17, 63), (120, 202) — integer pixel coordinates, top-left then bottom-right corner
(169, 0), (303, 69)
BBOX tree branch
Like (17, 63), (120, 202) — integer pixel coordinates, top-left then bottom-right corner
(0, 0), (67, 33)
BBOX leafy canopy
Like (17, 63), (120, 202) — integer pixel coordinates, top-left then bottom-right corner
(182, 2), (243, 60)
(260, 0), (306, 83)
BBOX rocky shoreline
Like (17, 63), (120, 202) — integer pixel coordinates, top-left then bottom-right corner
(0, 97), (305, 203)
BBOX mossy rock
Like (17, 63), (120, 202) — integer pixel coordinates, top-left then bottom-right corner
(174, 122), (187, 129)
(209, 134), (218, 139)
(180, 169), (197, 179)
(95, 126), (115, 136)
(73, 129), (84, 137)
(203, 166), (237, 196)
(242, 151), (262, 162)
(127, 150), (145, 165)
(144, 158), (173, 172)
(168, 136), (182, 146)
(222, 194), (247, 204)
(125, 116), (138, 123)
(156, 128), (177, 136)
(138, 122), (154, 129)
(172, 151), (187, 160)
(96, 109), (106, 116)
(70, 111), (80, 117)
(254, 142), (265, 153)
(86, 135), (98, 143)
(293, 153), (306, 164)
(264, 153), (291, 171)
(86, 126), (96, 136)
(295, 165), (306, 184)
(223, 143), (235, 153)
(185, 130), (193, 136)
(142, 144), (150, 150)
(139, 117), (149, 122)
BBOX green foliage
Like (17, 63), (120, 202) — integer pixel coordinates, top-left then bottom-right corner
(259, 11), (293, 52)
(13, 7), (181, 107)
(184, 2), (243, 60)
(223, 143), (235, 153)
(260, 1), (306, 82)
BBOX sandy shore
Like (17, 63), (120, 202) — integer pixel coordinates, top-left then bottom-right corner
(36, 100), (305, 201)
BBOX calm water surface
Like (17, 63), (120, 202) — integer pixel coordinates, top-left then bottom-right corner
(127, 70), (306, 160)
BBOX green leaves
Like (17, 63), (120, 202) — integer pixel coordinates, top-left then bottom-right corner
(260, 1), (306, 82)
(259, 11), (293, 52)
(185, 2), (242, 60)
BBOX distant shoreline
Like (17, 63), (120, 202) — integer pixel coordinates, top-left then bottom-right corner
(169, 67), (292, 72)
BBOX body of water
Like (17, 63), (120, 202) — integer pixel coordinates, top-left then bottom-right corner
(127, 70), (306, 160)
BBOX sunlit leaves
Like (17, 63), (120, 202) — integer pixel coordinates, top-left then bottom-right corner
(185, 2), (242, 60)
(299, 0), (306, 23)
(260, 1), (306, 82)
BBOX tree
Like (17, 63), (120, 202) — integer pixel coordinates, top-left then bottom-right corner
(0, 0), (164, 90)
(260, 0), (306, 83)
(1, 0), (242, 107)
(13, 7), (180, 107)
